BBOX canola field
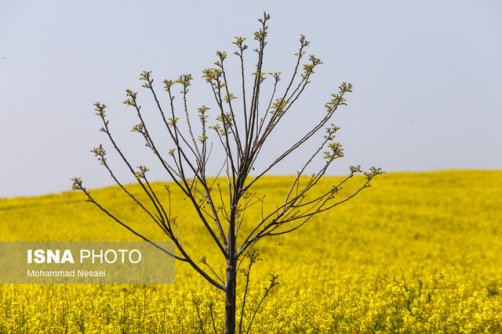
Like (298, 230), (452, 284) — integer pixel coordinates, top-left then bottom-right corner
(0, 170), (501, 333)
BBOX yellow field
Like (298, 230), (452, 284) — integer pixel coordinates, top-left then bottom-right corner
(1, 171), (501, 333)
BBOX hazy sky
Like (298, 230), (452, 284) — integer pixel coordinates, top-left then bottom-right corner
(1, 1), (501, 197)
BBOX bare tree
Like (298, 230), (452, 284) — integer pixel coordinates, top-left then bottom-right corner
(72, 12), (382, 334)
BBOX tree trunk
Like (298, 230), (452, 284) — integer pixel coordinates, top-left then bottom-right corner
(225, 256), (237, 334)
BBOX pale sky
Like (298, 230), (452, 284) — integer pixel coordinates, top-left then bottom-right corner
(1, 0), (501, 197)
